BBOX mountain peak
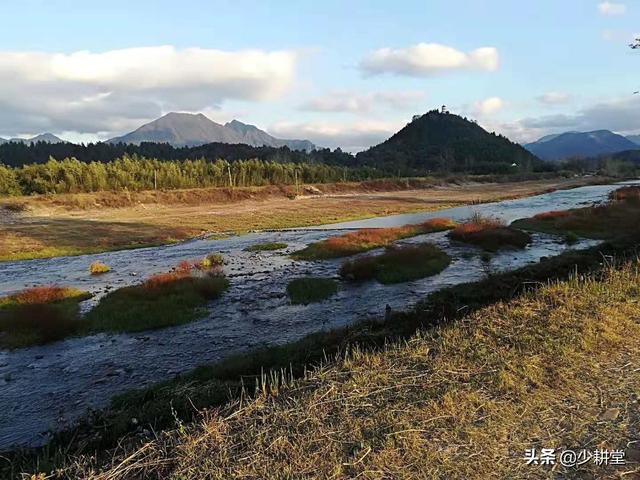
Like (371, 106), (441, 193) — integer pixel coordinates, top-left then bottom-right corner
(107, 113), (315, 151)
(356, 110), (539, 173)
(525, 130), (639, 161)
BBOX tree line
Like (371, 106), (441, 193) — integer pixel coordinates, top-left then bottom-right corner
(0, 141), (358, 168)
(0, 155), (383, 196)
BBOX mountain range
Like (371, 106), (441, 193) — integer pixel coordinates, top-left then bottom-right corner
(0, 133), (64, 145)
(355, 110), (540, 173)
(524, 130), (639, 161)
(106, 112), (315, 151)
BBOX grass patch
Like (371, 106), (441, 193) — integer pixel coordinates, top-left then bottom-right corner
(0, 287), (90, 349)
(340, 242), (451, 284)
(449, 214), (531, 251)
(89, 261), (110, 275)
(286, 277), (338, 304)
(85, 264), (229, 334)
(292, 218), (456, 261)
(244, 242), (288, 252)
(512, 185), (640, 240)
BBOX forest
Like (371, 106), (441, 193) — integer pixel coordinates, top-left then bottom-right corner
(0, 155), (382, 196)
(0, 141), (357, 168)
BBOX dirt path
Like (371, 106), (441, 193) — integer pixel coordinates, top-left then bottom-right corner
(0, 176), (608, 261)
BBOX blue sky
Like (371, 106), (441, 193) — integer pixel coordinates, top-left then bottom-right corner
(0, 0), (638, 150)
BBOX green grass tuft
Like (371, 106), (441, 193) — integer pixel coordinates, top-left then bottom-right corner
(286, 277), (338, 305)
(244, 242), (288, 252)
(86, 274), (229, 333)
(340, 243), (451, 284)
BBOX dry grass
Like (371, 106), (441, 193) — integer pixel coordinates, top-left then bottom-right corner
(0, 177), (604, 262)
(58, 262), (640, 479)
(293, 218), (456, 260)
(609, 185), (640, 202)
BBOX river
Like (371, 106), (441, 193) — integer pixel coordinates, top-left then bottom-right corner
(0, 180), (635, 450)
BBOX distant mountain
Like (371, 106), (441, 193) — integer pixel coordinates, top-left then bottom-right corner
(6, 133), (65, 145)
(108, 112), (315, 151)
(0, 137), (5, 145)
(355, 110), (540, 174)
(524, 130), (638, 161)
(626, 134), (640, 146)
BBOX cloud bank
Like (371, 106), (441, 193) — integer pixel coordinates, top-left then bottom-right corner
(359, 43), (499, 76)
(0, 46), (297, 137)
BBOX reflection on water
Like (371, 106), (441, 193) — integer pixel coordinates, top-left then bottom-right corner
(0, 180), (635, 450)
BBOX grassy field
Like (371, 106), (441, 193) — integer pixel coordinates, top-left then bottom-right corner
(292, 218), (455, 260)
(340, 242), (451, 284)
(0, 176), (605, 261)
(47, 259), (640, 479)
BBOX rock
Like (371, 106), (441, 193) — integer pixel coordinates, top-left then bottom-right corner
(599, 408), (620, 421)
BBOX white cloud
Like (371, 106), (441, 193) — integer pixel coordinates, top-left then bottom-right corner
(473, 97), (504, 116)
(0, 46), (297, 137)
(598, 2), (626, 16)
(359, 43), (499, 76)
(269, 119), (403, 152)
(537, 92), (571, 105)
(300, 90), (426, 113)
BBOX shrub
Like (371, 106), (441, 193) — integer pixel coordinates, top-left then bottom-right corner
(89, 261), (111, 275)
(449, 214), (530, 252)
(564, 232), (579, 245)
(244, 242), (288, 252)
(197, 253), (225, 270)
(287, 277), (338, 305)
(293, 218), (456, 260)
(340, 243), (451, 284)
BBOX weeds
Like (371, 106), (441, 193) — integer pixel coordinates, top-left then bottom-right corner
(0, 286), (90, 349)
(340, 243), (451, 284)
(293, 218), (456, 261)
(244, 242), (288, 252)
(449, 214), (531, 251)
(86, 262), (229, 333)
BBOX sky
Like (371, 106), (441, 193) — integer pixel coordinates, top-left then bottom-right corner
(0, 0), (638, 151)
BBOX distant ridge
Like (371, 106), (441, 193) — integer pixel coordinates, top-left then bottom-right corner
(3, 133), (65, 145)
(626, 134), (640, 146)
(108, 112), (315, 151)
(524, 130), (638, 161)
(355, 110), (540, 173)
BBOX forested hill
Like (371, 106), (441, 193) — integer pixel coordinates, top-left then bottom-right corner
(356, 111), (542, 174)
(0, 141), (356, 169)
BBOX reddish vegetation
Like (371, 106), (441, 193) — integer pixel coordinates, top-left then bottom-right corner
(449, 215), (530, 252)
(610, 186), (640, 202)
(294, 218), (457, 260)
(533, 210), (571, 220)
(7, 286), (83, 305)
